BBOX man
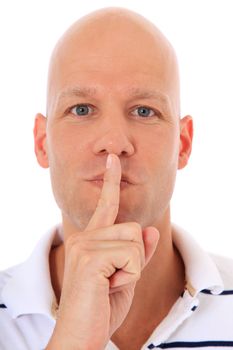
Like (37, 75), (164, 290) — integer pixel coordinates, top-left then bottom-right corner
(0, 6), (233, 350)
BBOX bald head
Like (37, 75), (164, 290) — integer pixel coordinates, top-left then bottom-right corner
(46, 7), (180, 118)
(34, 7), (194, 231)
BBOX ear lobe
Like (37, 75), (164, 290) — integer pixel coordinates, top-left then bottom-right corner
(33, 113), (49, 168)
(178, 115), (193, 170)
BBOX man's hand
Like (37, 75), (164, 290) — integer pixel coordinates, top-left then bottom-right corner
(46, 154), (159, 350)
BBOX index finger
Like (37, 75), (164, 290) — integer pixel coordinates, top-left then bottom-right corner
(85, 154), (121, 231)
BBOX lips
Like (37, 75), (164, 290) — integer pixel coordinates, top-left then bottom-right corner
(86, 173), (134, 190)
(88, 174), (133, 184)
(89, 178), (130, 189)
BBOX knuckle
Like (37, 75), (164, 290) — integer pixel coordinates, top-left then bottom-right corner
(65, 234), (82, 251)
(131, 242), (145, 266)
(77, 251), (94, 267)
(65, 234), (76, 252)
(77, 251), (109, 277)
(129, 222), (142, 234)
(65, 236), (89, 265)
(131, 243), (141, 257)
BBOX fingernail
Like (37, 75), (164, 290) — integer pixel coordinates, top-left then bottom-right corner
(106, 154), (112, 169)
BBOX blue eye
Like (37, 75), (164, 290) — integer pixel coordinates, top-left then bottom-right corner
(71, 104), (92, 116)
(133, 106), (155, 118)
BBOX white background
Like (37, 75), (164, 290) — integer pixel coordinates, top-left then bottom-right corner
(0, 0), (232, 269)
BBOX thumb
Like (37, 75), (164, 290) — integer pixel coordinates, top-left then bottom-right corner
(142, 227), (160, 267)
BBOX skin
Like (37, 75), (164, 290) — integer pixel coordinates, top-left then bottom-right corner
(34, 7), (193, 350)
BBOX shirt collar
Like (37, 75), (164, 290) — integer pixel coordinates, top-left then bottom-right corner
(172, 224), (224, 296)
(1, 224), (224, 320)
(1, 225), (63, 320)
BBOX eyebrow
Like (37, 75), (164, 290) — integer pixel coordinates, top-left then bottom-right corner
(57, 86), (98, 101)
(127, 87), (169, 104)
(57, 86), (170, 105)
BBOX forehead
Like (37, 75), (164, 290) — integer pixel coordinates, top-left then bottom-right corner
(49, 51), (174, 101)
(47, 13), (179, 114)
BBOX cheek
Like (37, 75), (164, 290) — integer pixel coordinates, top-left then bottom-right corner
(46, 124), (89, 214)
(47, 124), (89, 168)
(142, 127), (180, 171)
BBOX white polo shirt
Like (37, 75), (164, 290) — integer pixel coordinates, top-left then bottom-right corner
(0, 225), (233, 350)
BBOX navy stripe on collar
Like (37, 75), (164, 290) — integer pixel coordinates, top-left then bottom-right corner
(0, 304), (7, 308)
(148, 341), (233, 348)
(201, 289), (233, 295)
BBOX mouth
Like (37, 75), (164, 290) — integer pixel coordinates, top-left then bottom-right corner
(88, 178), (131, 189)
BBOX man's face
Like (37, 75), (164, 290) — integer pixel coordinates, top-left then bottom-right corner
(35, 14), (192, 231)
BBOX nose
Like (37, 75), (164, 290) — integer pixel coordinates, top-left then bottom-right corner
(92, 125), (135, 157)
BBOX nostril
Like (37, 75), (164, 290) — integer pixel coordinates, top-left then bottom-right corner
(93, 131), (135, 156)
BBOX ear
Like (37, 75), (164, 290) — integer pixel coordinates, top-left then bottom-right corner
(33, 113), (49, 168)
(178, 115), (193, 169)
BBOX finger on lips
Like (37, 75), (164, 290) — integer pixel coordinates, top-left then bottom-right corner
(85, 154), (121, 231)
